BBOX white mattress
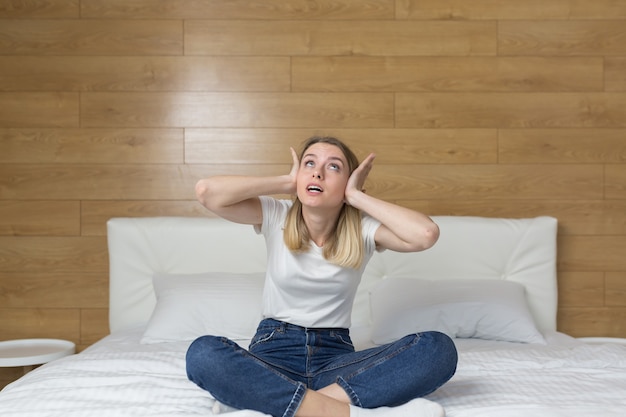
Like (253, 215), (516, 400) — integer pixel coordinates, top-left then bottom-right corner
(1, 329), (625, 417)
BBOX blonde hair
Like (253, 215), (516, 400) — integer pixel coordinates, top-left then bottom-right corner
(283, 136), (364, 269)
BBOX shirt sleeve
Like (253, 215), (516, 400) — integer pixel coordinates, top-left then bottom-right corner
(254, 196), (291, 236)
(361, 214), (383, 254)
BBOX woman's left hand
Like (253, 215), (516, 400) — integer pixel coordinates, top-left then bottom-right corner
(345, 152), (375, 205)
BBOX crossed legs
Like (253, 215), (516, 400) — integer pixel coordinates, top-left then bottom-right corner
(187, 324), (456, 417)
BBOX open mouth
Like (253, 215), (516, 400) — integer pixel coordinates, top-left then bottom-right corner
(307, 185), (323, 193)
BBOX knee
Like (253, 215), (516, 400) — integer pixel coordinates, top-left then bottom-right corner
(185, 335), (227, 383)
(186, 335), (221, 362)
(419, 331), (458, 380)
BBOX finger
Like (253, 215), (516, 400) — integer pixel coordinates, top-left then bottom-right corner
(358, 154), (375, 174)
(363, 152), (376, 165)
(290, 147), (301, 169)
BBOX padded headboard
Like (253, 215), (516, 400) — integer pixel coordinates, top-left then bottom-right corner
(107, 215), (558, 334)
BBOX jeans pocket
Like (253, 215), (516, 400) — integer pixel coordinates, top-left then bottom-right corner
(249, 328), (278, 351)
(332, 332), (355, 350)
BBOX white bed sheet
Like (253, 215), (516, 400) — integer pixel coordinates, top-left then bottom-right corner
(1, 329), (625, 417)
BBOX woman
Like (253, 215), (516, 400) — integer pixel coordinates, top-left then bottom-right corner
(186, 136), (457, 417)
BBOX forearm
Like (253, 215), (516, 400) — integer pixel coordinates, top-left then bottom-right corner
(347, 191), (439, 251)
(195, 174), (294, 211)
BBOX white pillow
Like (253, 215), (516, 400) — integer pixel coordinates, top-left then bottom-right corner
(369, 278), (546, 345)
(141, 272), (265, 344)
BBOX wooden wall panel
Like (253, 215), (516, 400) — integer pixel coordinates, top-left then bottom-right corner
(0, 128), (183, 163)
(0, 0), (79, 18)
(398, 0), (626, 20)
(606, 58), (626, 92)
(0, 57), (290, 92)
(557, 272), (605, 308)
(606, 272), (626, 307)
(0, 20), (182, 55)
(185, 20), (496, 56)
(81, 93), (394, 128)
(401, 200), (626, 236)
(0, 201), (79, 236)
(81, 200), (208, 236)
(499, 129), (626, 163)
(0, 308), (79, 341)
(499, 21), (626, 56)
(292, 57), (603, 92)
(370, 165), (603, 200)
(559, 236), (626, 272)
(80, 309), (109, 348)
(1, 1), (626, 389)
(606, 165), (626, 199)
(0, 93), (78, 127)
(396, 93), (626, 128)
(80, 0), (394, 20)
(0, 237), (107, 273)
(0, 272), (107, 308)
(558, 308), (626, 337)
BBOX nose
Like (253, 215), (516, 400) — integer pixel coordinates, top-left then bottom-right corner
(313, 171), (322, 179)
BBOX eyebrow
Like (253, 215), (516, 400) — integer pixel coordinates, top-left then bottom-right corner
(303, 153), (346, 165)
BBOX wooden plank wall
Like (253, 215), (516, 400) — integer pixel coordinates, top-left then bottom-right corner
(1, 0), (625, 386)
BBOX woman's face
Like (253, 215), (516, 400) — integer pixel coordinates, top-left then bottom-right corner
(296, 142), (350, 211)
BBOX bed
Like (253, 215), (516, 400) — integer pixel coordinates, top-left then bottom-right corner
(1, 215), (625, 417)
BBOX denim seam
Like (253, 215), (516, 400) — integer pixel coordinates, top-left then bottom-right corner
(225, 336), (309, 387)
(345, 334), (419, 379)
(322, 334), (421, 375)
(282, 382), (307, 417)
(241, 348), (308, 384)
(337, 376), (361, 407)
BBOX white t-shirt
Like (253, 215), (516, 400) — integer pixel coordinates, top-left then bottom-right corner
(255, 196), (381, 328)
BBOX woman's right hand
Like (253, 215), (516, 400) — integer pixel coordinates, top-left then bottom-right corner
(287, 147), (300, 195)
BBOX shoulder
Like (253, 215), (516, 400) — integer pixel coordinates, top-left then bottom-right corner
(361, 213), (381, 235)
(360, 213), (382, 253)
(259, 196), (292, 215)
(256, 197), (293, 234)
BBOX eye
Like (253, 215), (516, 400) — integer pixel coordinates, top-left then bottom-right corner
(328, 163), (340, 171)
(304, 160), (314, 167)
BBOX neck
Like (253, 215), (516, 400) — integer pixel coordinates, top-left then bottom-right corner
(302, 206), (341, 247)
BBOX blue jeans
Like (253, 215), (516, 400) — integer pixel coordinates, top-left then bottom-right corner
(186, 318), (457, 417)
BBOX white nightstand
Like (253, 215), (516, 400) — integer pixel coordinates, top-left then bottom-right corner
(0, 339), (76, 374)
